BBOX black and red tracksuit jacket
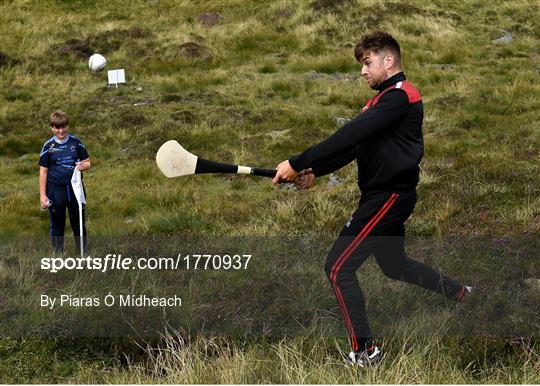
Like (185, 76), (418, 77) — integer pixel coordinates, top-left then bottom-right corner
(289, 72), (423, 193)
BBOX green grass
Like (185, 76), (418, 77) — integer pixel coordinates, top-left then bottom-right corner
(0, 0), (539, 382)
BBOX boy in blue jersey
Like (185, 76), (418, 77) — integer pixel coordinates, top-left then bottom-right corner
(39, 110), (91, 253)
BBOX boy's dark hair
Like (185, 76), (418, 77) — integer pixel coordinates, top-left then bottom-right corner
(354, 31), (401, 66)
(50, 110), (69, 128)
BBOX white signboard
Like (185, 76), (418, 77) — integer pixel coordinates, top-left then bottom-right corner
(107, 69), (126, 87)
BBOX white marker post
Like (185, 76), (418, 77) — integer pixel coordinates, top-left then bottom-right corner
(107, 69), (126, 88)
(71, 169), (86, 258)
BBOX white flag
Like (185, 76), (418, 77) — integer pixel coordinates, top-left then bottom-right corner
(71, 169), (86, 205)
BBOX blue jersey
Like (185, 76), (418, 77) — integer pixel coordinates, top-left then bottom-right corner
(39, 135), (89, 185)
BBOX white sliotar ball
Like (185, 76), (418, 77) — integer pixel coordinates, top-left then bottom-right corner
(88, 53), (106, 72)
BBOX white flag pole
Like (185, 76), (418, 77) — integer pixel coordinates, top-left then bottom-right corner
(71, 168), (86, 259)
(78, 199), (83, 259)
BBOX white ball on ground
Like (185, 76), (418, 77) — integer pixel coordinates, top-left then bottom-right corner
(88, 53), (106, 72)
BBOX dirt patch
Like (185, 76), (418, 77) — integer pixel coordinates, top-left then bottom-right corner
(93, 27), (150, 53)
(113, 107), (148, 129)
(274, 9), (294, 19)
(432, 94), (465, 109)
(520, 149), (538, 160)
(171, 110), (197, 123)
(0, 51), (21, 67)
(103, 95), (131, 106)
(161, 93), (184, 103)
(431, 9), (462, 22)
(198, 12), (222, 27)
(161, 92), (217, 104)
(360, 2), (423, 27)
(54, 38), (94, 59)
(52, 28), (150, 60)
(382, 1), (422, 16)
(177, 42), (211, 58)
(91, 28), (148, 54)
(310, 0), (348, 12)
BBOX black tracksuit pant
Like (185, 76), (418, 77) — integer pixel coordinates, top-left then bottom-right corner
(47, 182), (87, 253)
(324, 189), (462, 352)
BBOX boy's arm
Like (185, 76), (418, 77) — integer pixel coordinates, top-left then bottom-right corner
(76, 158), (91, 171)
(75, 139), (90, 171)
(39, 166), (49, 207)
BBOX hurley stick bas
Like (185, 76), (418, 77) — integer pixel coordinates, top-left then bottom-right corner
(156, 140), (277, 178)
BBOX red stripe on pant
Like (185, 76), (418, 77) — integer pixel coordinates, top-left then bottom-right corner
(330, 193), (398, 350)
(330, 193), (399, 351)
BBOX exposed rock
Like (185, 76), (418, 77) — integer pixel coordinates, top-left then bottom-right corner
(329, 72), (359, 81)
(492, 33), (513, 44)
(523, 278), (540, 294)
(267, 129), (290, 139)
(105, 96), (130, 105)
(198, 12), (222, 27)
(305, 71), (325, 80)
(133, 98), (155, 106)
(304, 71), (358, 81)
(333, 116), (351, 127)
(327, 173), (343, 188)
(280, 182), (300, 191)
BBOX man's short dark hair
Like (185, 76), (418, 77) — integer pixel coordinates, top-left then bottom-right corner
(354, 31), (401, 66)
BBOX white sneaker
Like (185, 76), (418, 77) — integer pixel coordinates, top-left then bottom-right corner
(345, 345), (383, 367)
(454, 285), (473, 302)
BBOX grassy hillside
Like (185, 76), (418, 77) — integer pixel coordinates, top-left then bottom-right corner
(0, 0), (539, 383)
